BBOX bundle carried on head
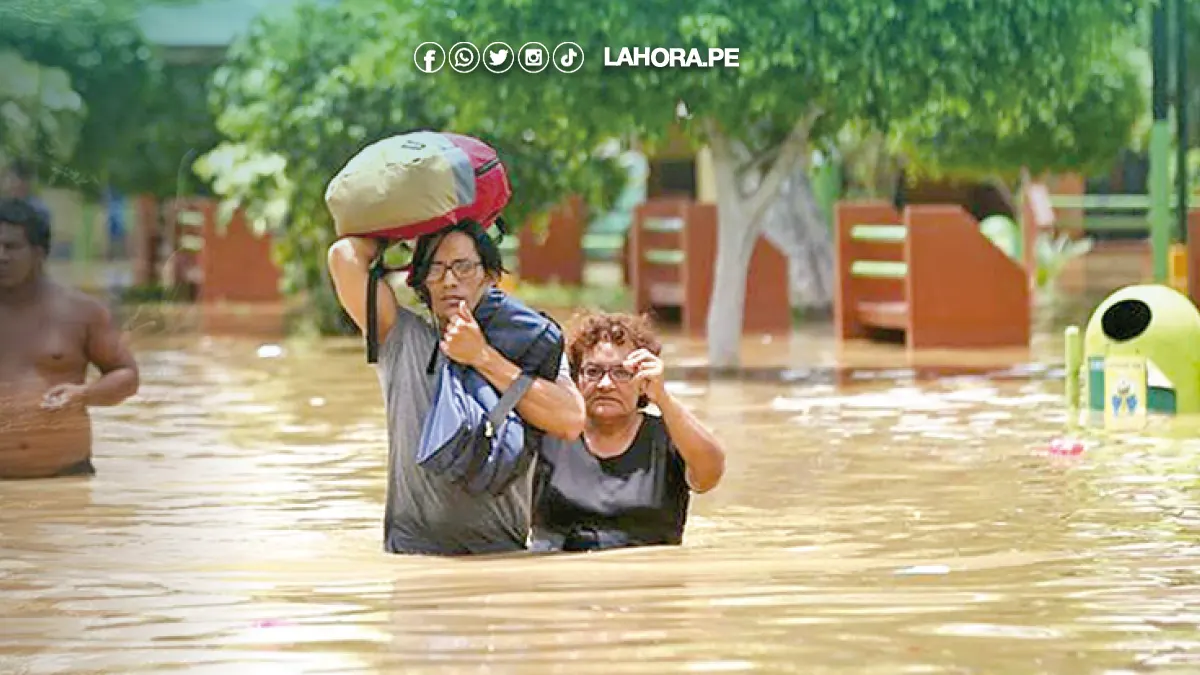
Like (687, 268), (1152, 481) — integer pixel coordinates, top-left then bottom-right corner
(324, 131), (513, 363)
(325, 132), (563, 494)
(324, 131), (512, 241)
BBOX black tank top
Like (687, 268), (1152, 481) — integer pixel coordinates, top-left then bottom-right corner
(531, 414), (690, 551)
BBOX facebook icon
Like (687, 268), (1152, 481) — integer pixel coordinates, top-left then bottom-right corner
(413, 42), (446, 73)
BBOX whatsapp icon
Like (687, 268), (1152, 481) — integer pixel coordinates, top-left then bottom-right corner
(450, 42), (480, 73)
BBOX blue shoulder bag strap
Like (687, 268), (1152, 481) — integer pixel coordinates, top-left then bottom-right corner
(485, 372), (535, 436)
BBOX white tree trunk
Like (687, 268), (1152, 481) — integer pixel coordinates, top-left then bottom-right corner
(705, 177), (758, 370)
(702, 114), (820, 369)
(759, 166), (835, 312)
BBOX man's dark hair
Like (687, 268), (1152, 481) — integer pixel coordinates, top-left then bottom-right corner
(0, 198), (50, 253)
(406, 220), (506, 304)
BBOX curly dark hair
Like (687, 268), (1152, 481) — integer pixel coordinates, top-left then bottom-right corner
(566, 311), (662, 409)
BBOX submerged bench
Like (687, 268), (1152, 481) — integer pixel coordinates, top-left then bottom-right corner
(834, 202), (1031, 349)
(629, 198), (791, 336)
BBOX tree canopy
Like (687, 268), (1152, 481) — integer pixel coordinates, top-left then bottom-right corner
(395, 0), (1143, 179)
(891, 10), (1145, 181)
(1, 1), (161, 194)
(0, 49), (86, 166)
(200, 0), (626, 333)
(0, 0), (220, 198)
(379, 0), (1143, 365)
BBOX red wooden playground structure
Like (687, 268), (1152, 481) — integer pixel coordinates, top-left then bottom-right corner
(516, 196), (586, 287)
(626, 198), (791, 337)
(834, 201), (1032, 349)
(128, 188), (1058, 349)
(130, 196), (285, 336)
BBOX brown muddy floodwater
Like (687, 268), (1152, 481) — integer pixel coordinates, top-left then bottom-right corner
(3, 332), (1200, 674)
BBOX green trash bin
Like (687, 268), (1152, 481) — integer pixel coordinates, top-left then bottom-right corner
(1082, 284), (1200, 419)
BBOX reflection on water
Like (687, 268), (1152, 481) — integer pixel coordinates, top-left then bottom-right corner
(3, 334), (1200, 674)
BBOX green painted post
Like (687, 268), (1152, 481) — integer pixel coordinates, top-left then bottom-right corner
(1151, 123), (1172, 281)
(1177, 0), (1190, 243)
(1065, 325), (1082, 421)
(1151, 0), (1171, 282)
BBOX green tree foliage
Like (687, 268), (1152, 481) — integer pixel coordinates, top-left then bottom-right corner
(0, 1), (163, 195)
(0, 0), (218, 199)
(200, 0), (625, 334)
(121, 62), (224, 199)
(892, 19), (1145, 181)
(199, 1), (450, 333)
(394, 0), (1142, 366)
(0, 49), (86, 165)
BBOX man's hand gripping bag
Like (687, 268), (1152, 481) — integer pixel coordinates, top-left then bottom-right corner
(416, 288), (565, 496)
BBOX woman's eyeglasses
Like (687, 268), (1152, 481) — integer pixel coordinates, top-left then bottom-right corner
(580, 364), (635, 383)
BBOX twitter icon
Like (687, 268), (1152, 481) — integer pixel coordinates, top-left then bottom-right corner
(483, 41), (514, 73)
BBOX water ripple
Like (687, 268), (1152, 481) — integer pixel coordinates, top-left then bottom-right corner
(2, 338), (1200, 673)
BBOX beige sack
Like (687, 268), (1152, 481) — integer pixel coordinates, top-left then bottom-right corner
(324, 131), (473, 239)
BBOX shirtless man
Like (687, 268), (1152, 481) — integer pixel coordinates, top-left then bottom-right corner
(0, 198), (139, 479)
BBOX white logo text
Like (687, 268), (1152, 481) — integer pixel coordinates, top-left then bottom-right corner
(603, 47), (739, 68)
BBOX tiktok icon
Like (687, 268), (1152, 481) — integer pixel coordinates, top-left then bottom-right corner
(552, 42), (584, 73)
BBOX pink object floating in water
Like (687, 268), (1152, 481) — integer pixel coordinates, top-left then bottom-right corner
(252, 619), (290, 629)
(1047, 438), (1085, 456)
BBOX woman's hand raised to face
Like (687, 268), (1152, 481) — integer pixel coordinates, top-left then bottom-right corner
(625, 348), (667, 405)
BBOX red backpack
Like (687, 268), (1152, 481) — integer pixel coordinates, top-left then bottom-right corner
(325, 131), (515, 363)
(325, 131), (512, 240)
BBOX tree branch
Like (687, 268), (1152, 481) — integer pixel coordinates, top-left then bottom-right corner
(736, 118), (794, 177)
(736, 143), (779, 184)
(745, 107), (823, 229)
(708, 121), (780, 205)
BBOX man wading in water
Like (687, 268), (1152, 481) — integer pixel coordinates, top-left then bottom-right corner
(0, 198), (140, 479)
(327, 222), (587, 555)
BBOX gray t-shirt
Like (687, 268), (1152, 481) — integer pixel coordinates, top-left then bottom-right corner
(373, 306), (564, 556)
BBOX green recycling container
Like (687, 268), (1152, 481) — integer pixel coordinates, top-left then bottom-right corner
(1083, 284), (1200, 417)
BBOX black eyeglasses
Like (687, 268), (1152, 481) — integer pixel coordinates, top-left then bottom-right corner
(427, 259), (482, 282)
(580, 364), (635, 383)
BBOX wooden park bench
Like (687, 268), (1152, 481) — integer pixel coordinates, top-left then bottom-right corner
(628, 197), (791, 336)
(834, 202), (1031, 348)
